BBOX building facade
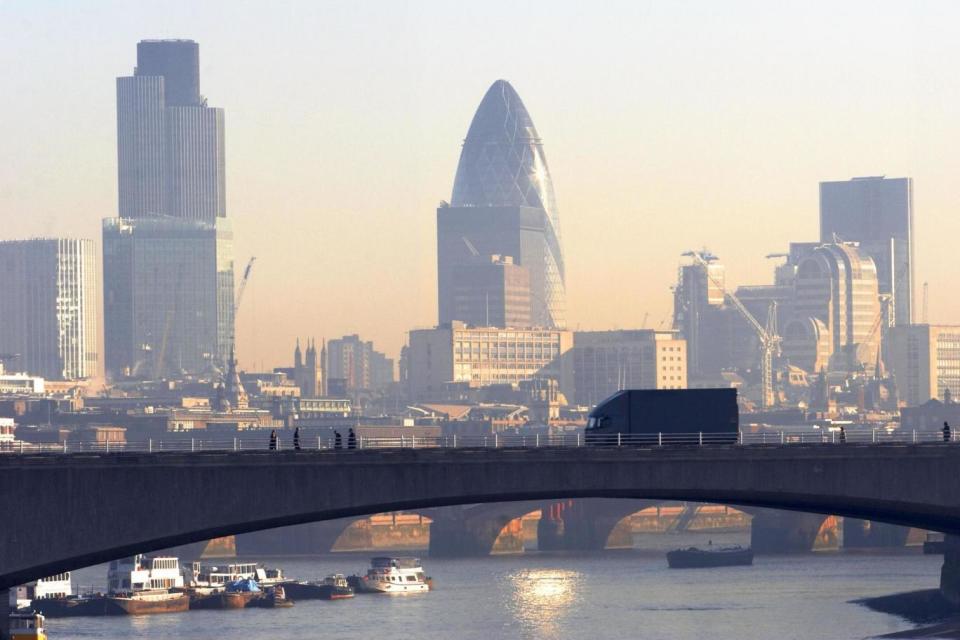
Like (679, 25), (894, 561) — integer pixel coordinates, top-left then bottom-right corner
(105, 39), (233, 379)
(451, 255), (531, 328)
(437, 80), (566, 329)
(292, 339), (323, 398)
(406, 322), (573, 402)
(673, 259), (726, 378)
(0, 239), (99, 380)
(887, 324), (960, 406)
(572, 330), (687, 407)
(102, 217), (234, 379)
(820, 176), (913, 325)
(781, 243), (881, 375)
(325, 335), (394, 395)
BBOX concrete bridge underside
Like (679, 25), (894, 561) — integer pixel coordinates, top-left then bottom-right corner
(3, 445), (960, 591)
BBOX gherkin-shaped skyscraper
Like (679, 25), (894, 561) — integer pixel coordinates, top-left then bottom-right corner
(438, 80), (567, 329)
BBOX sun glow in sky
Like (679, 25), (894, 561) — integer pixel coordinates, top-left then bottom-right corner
(3, 1), (960, 370)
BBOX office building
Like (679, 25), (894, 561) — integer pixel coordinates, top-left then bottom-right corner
(451, 255), (531, 328)
(325, 335), (394, 395)
(117, 39), (224, 222)
(0, 239), (98, 380)
(105, 40), (234, 379)
(820, 177), (913, 325)
(888, 324), (960, 406)
(102, 217), (233, 379)
(673, 258), (726, 378)
(572, 330), (687, 406)
(781, 243), (880, 374)
(437, 80), (566, 329)
(406, 322), (574, 402)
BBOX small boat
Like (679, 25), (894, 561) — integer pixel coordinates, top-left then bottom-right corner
(280, 575), (354, 601)
(31, 595), (106, 618)
(103, 555), (190, 615)
(8, 611), (47, 640)
(351, 557), (431, 594)
(666, 545), (754, 569)
(185, 561), (286, 589)
(249, 585), (294, 608)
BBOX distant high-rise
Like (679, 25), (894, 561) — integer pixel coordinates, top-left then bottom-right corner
(451, 255), (531, 328)
(325, 335), (394, 395)
(437, 80), (566, 328)
(117, 39), (225, 221)
(0, 239), (98, 380)
(820, 176), (913, 325)
(105, 40), (233, 380)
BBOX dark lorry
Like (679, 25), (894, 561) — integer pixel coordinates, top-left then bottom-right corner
(584, 388), (739, 445)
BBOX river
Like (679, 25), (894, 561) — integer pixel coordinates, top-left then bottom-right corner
(49, 531), (941, 640)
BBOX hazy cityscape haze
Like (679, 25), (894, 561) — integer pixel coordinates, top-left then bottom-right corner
(2, 0), (960, 370)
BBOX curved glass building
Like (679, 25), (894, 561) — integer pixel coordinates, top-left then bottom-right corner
(438, 80), (567, 328)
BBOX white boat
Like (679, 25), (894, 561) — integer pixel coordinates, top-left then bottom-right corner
(359, 557), (430, 594)
(108, 555), (184, 594)
(184, 561), (285, 589)
(10, 573), (72, 610)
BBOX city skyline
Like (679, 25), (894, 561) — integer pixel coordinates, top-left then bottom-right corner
(3, 1), (960, 369)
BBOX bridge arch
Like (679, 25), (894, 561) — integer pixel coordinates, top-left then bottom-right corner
(2, 445), (959, 588)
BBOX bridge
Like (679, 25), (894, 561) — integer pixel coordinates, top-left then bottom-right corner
(2, 441), (959, 576)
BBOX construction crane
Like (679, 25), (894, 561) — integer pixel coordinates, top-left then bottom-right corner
(235, 256), (257, 313)
(682, 250), (782, 409)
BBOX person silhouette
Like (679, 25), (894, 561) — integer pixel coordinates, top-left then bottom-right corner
(944, 421), (952, 443)
(347, 428), (357, 450)
(269, 430), (277, 451)
(334, 430), (342, 450)
(293, 426), (301, 451)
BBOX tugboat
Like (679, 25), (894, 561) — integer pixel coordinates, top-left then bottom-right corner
(8, 611), (46, 640)
(666, 545), (754, 569)
(279, 575), (354, 600)
(350, 557), (431, 594)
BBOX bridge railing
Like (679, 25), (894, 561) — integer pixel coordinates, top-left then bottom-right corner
(0, 428), (955, 455)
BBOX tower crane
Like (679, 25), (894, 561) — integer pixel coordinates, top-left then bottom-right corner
(229, 256), (257, 357)
(682, 250), (782, 409)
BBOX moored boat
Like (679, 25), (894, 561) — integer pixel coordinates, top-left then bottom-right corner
(8, 611), (47, 640)
(249, 585), (294, 608)
(351, 557), (430, 594)
(280, 574), (354, 601)
(190, 579), (261, 610)
(666, 545), (754, 569)
(11, 573), (73, 611)
(104, 591), (190, 615)
(31, 595), (106, 618)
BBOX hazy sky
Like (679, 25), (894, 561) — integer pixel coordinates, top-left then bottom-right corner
(3, 1), (960, 370)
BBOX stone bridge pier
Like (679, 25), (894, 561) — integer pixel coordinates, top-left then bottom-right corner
(538, 499), (651, 551)
(427, 502), (541, 556)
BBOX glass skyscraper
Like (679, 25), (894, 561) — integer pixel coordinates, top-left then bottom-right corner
(820, 176), (914, 326)
(104, 40), (233, 380)
(437, 80), (567, 329)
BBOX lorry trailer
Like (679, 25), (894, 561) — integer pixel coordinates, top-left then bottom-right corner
(585, 388), (739, 445)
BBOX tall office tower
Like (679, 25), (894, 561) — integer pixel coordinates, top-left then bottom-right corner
(117, 39), (225, 221)
(105, 40), (233, 380)
(673, 258), (726, 378)
(820, 176), (913, 325)
(437, 80), (566, 328)
(0, 239), (99, 380)
(781, 243), (881, 374)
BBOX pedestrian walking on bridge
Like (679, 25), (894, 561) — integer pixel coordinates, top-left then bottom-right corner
(347, 428), (357, 450)
(293, 426), (301, 451)
(944, 421), (952, 443)
(269, 430), (278, 451)
(334, 430), (342, 450)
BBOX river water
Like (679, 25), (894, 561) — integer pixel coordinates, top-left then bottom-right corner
(51, 531), (940, 640)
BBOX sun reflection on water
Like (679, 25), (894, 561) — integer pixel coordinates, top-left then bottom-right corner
(508, 569), (581, 638)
